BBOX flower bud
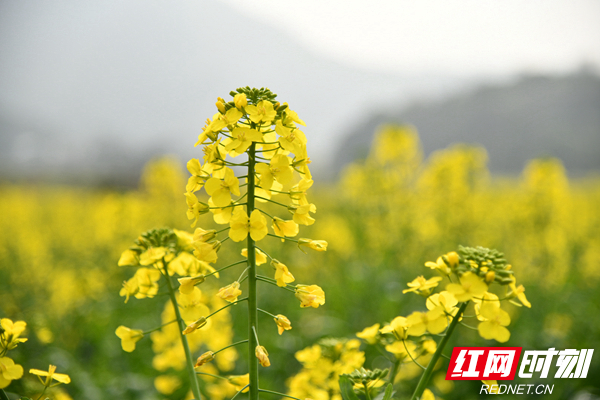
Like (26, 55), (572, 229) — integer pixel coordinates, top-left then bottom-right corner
(182, 317), (207, 335)
(216, 98), (226, 113)
(485, 270), (496, 283)
(195, 351), (215, 367)
(255, 345), (271, 367)
(234, 93), (247, 109)
(445, 251), (459, 269)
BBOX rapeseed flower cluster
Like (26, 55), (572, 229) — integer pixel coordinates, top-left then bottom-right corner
(184, 87), (327, 399)
(354, 246), (530, 399)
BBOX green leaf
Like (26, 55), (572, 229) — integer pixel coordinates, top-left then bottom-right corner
(382, 383), (394, 400)
(339, 375), (361, 400)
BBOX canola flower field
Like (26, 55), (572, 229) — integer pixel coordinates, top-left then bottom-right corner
(1, 121), (599, 400)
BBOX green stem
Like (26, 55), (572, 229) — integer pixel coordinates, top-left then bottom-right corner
(232, 385), (251, 400)
(205, 260), (248, 278)
(363, 383), (373, 400)
(163, 267), (203, 400)
(196, 371), (228, 380)
(389, 358), (401, 385)
(140, 319), (178, 335)
(35, 386), (48, 400)
(247, 141), (259, 400)
(403, 340), (426, 370)
(258, 308), (278, 319)
(214, 339), (249, 356)
(409, 301), (469, 400)
(255, 195), (289, 208)
(267, 233), (299, 243)
(258, 389), (302, 400)
(206, 297), (248, 319)
(0, 389), (9, 400)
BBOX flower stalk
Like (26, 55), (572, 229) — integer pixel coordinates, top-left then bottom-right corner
(247, 141), (259, 399)
(162, 264), (203, 400)
(409, 301), (468, 400)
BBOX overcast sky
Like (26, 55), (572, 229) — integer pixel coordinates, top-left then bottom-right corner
(224, 0), (600, 75)
(0, 1), (598, 180)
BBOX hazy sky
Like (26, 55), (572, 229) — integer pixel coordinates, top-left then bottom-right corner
(1, 0), (598, 180)
(224, 0), (600, 75)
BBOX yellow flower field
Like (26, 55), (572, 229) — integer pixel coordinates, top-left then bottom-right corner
(1, 124), (599, 399)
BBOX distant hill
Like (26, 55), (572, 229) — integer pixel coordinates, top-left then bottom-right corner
(334, 69), (600, 176)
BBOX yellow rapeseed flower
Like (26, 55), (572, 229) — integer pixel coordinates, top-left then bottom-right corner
(425, 256), (451, 275)
(0, 357), (23, 389)
(507, 276), (531, 308)
(118, 249), (139, 267)
(446, 271), (488, 302)
(292, 204), (316, 226)
(0, 319), (27, 351)
(192, 241), (220, 264)
(356, 323), (380, 344)
(204, 168), (241, 207)
(272, 217), (299, 241)
(426, 291), (458, 314)
(29, 365), (71, 385)
(272, 259), (295, 287)
(380, 316), (410, 340)
(246, 100), (276, 124)
(283, 105), (306, 126)
(290, 177), (313, 205)
(217, 281), (242, 303)
(478, 303), (511, 343)
(403, 276), (443, 296)
(229, 209), (268, 242)
(115, 326), (144, 352)
(177, 275), (205, 295)
(406, 308), (448, 336)
(225, 127), (263, 156)
(295, 285), (325, 308)
(213, 108), (242, 131)
(275, 121), (307, 155)
(255, 155), (294, 189)
(274, 315), (292, 335)
(385, 340), (417, 359)
(241, 247), (267, 265)
(139, 246), (167, 266)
